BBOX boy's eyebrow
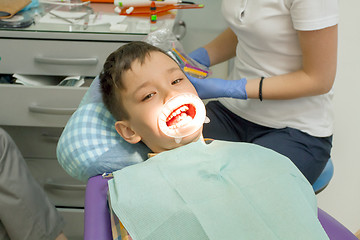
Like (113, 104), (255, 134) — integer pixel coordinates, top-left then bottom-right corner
(133, 81), (151, 96)
(167, 66), (181, 74)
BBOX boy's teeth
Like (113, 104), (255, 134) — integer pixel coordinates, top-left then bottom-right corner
(167, 105), (189, 122)
(168, 115), (192, 129)
(158, 93), (206, 139)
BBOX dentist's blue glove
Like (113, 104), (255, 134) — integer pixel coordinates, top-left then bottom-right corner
(187, 74), (248, 100)
(188, 47), (211, 68)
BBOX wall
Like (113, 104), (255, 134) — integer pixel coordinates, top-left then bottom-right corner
(179, 0), (228, 79)
(317, 0), (360, 233)
(180, 0), (360, 234)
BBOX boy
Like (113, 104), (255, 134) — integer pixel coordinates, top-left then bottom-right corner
(100, 41), (329, 240)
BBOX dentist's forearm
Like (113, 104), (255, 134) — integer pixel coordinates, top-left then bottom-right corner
(245, 70), (335, 100)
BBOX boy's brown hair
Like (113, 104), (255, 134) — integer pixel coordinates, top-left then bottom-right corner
(100, 41), (169, 121)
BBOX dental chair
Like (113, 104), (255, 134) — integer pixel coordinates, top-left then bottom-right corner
(57, 77), (355, 239)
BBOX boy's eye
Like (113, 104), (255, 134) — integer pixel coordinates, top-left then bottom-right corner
(172, 78), (182, 85)
(142, 93), (155, 101)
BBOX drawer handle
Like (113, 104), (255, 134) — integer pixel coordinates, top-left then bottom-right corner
(29, 103), (76, 115)
(44, 181), (86, 191)
(34, 56), (98, 65)
(41, 133), (60, 143)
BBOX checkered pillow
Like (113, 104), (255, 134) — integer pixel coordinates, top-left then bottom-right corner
(57, 77), (149, 181)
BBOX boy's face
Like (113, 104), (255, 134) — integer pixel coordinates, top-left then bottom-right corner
(115, 51), (202, 153)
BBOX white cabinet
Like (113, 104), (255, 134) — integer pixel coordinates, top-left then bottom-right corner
(0, 86), (88, 237)
(58, 208), (85, 240)
(0, 3), (180, 238)
(1, 91), (87, 239)
(0, 39), (125, 76)
(0, 15), (143, 240)
(0, 85), (86, 127)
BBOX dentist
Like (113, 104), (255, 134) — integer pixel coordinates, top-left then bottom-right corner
(187, 0), (339, 184)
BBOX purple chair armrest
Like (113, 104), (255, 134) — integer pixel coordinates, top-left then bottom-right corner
(318, 208), (357, 240)
(84, 175), (112, 240)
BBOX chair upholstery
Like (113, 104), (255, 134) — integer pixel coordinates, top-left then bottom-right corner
(318, 208), (358, 240)
(84, 174), (357, 240)
(84, 175), (112, 240)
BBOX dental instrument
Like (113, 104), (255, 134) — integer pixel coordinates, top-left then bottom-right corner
(114, 0), (203, 16)
(114, 0), (178, 7)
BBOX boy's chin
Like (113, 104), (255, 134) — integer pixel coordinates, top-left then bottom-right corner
(170, 129), (203, 147)
(150, 128), (203, 153)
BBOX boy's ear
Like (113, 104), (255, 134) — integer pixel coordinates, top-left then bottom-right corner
(115, 121), (142, 144)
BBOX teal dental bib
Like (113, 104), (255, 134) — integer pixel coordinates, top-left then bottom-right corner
(108, 140), (328, 240)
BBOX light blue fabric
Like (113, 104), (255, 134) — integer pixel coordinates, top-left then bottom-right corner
(57, 77), (150, 181)
(109, 140), (329, 240)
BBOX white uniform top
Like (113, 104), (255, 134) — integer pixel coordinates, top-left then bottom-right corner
(220, 0), (339, 137)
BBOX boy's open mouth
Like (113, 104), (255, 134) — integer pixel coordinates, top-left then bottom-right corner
(158, 93), (206, 140)
(166, 104), (196, 129)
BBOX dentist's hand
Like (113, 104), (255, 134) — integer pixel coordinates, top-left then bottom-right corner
(188, 47), (211, 68)
(187, 74), (248, 100)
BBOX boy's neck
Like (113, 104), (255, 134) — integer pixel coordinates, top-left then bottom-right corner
(147, 135), (205, 159)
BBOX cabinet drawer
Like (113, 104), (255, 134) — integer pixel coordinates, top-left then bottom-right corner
(26, 158), (86, 207)
(4, 126), (86, 207)
(0, 39), (125, 76)
(0, 85), (86, 127)
(58, 208), (84, 240)
(3, 126), (61, 159)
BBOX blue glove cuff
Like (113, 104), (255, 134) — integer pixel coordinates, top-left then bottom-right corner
(225, 78), (248, 99)
(187, 74), (247, 100)
(188, 47), (211, 68)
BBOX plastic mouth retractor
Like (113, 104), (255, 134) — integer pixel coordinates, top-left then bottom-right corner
(158, 93), (206, 143)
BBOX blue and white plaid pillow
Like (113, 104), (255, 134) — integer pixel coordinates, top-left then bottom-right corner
(57, 77), (149, 182)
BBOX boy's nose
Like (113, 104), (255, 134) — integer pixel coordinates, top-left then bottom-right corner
(163, 89), (180, 104)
